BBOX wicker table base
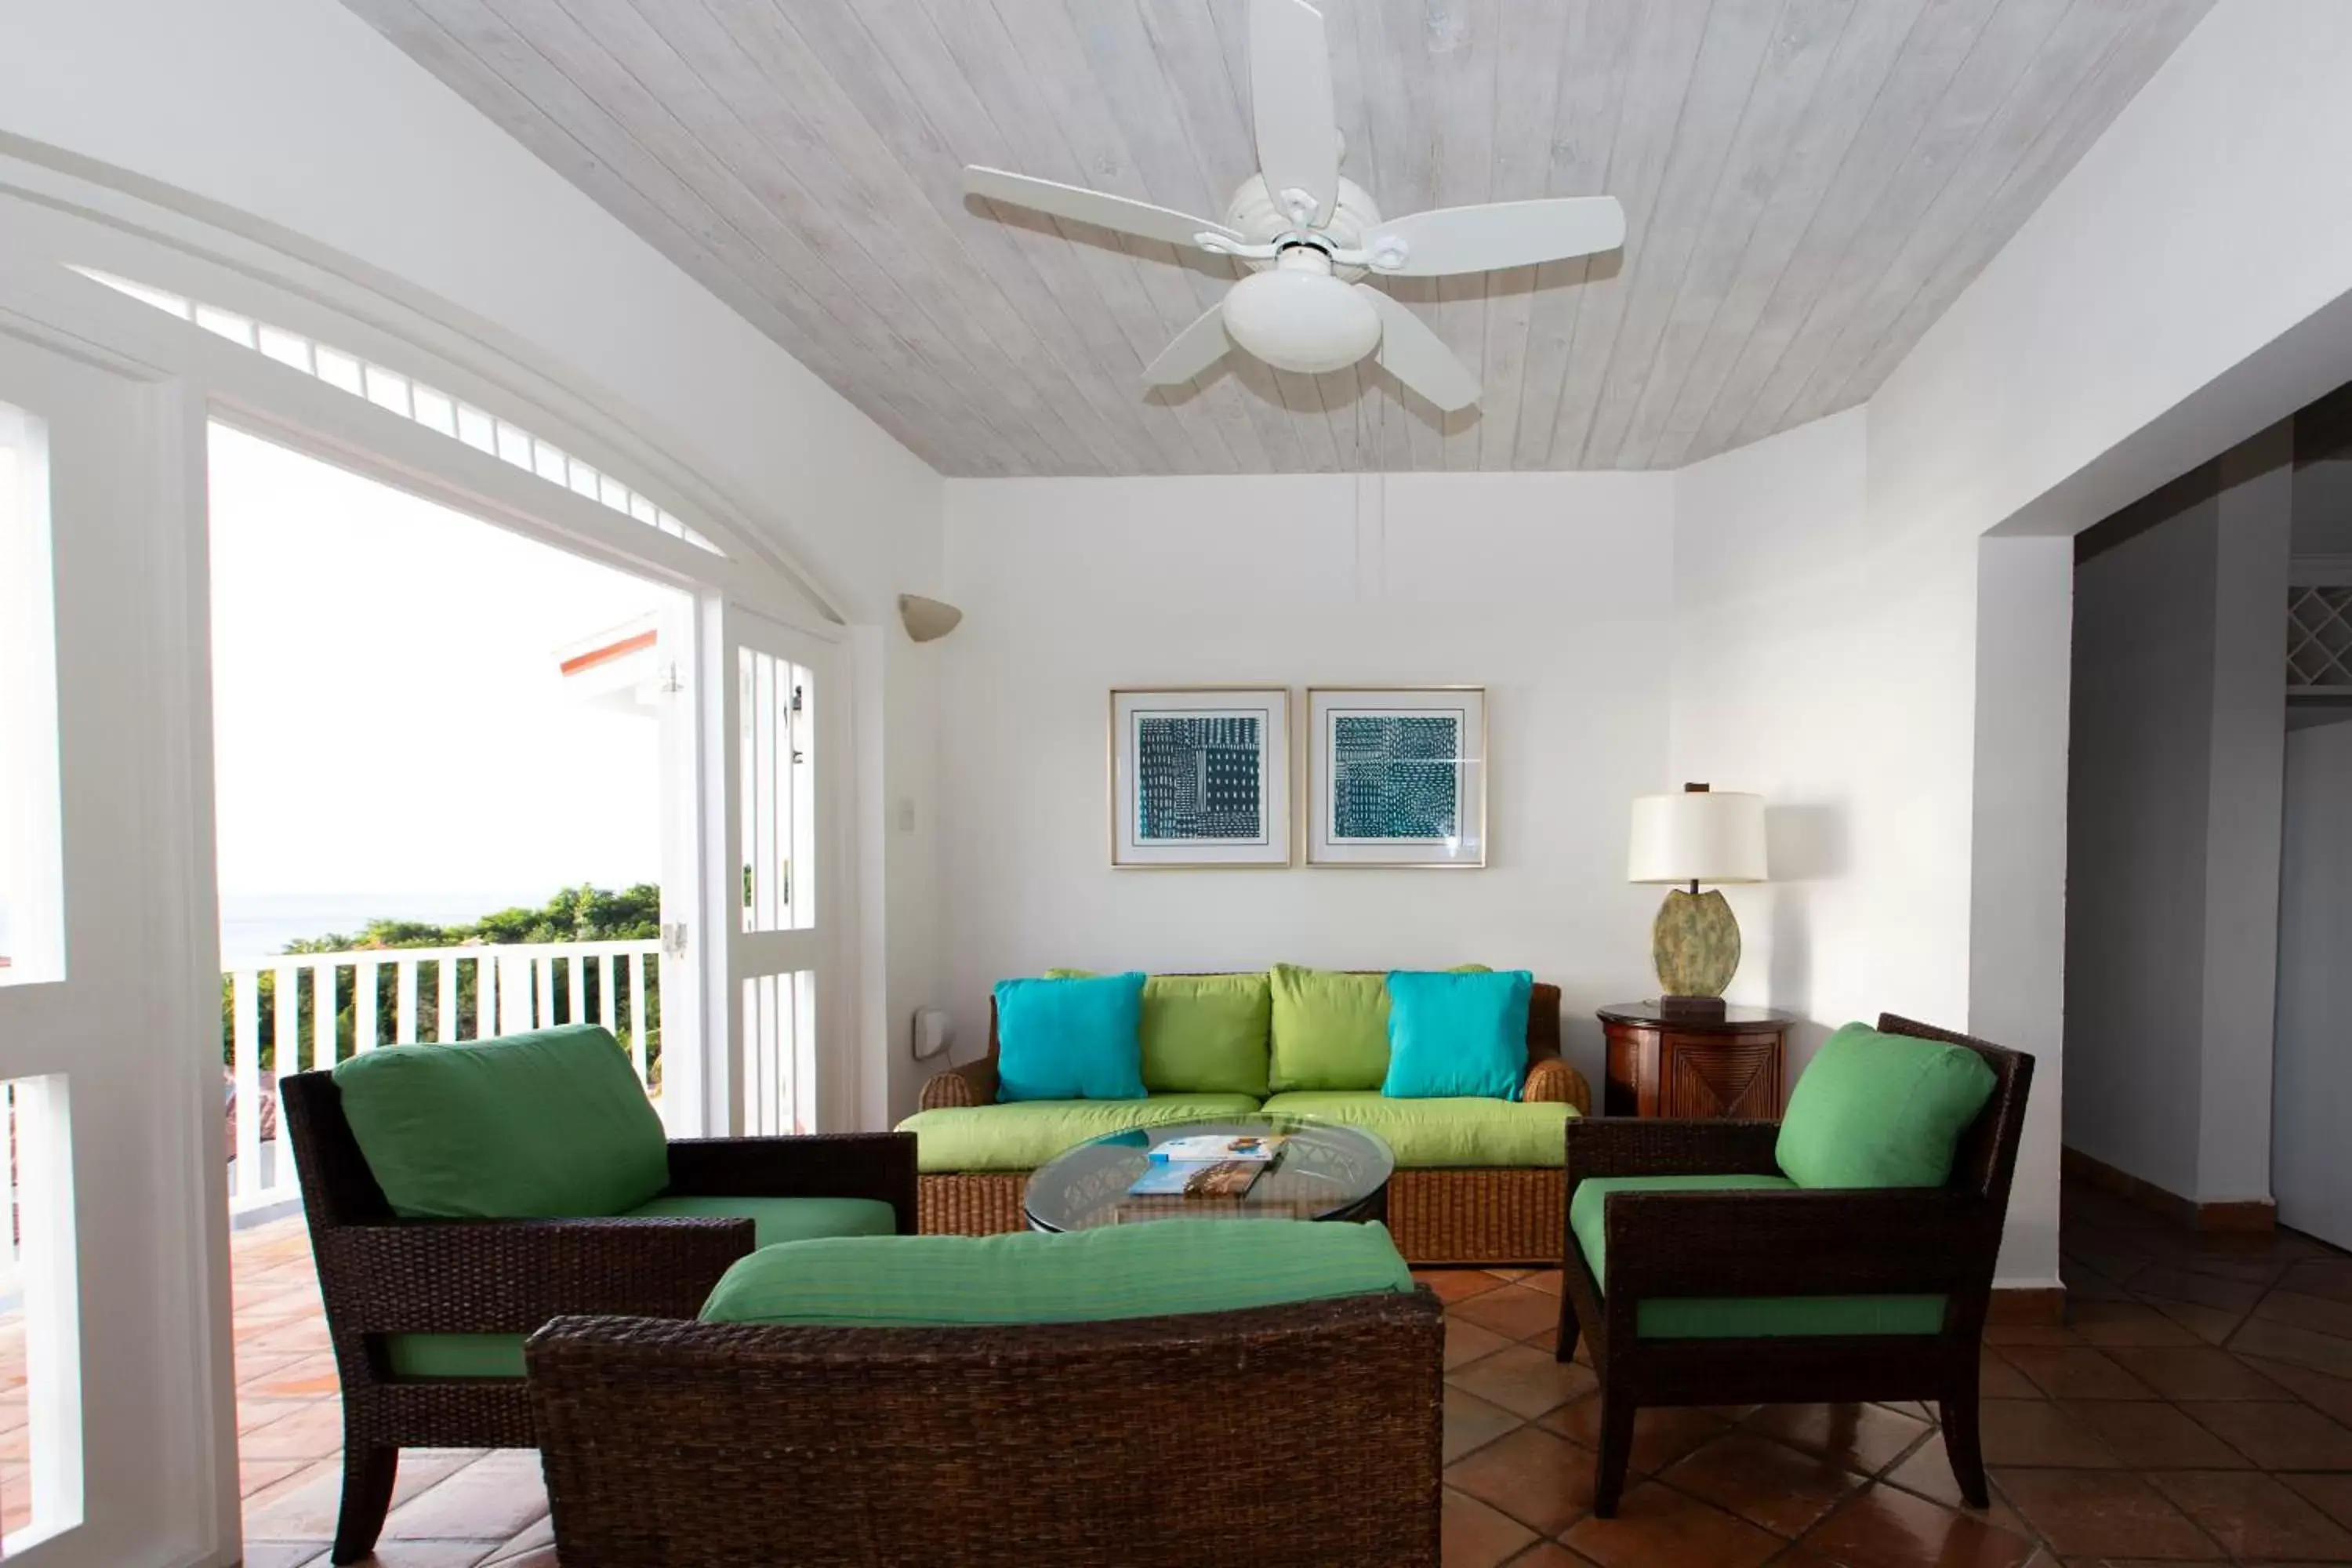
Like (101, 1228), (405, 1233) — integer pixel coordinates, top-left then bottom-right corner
(919, 1167), (1563, 1266)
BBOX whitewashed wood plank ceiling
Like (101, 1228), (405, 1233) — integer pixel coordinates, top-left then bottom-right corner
(345, 0), (2213, 475)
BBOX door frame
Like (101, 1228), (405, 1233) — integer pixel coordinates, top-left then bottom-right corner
(0, 180), (858, 1563)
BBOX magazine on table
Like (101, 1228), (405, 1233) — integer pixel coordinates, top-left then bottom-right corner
(1127, 1160), (1265, 1200)
(1148, 1132), (1287, 1165)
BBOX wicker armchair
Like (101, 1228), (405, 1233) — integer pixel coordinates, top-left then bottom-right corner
(278, 1070), (918, 1565)
(1555, 1014), (2033, 1517)
(525, 1288), (1446, 1567)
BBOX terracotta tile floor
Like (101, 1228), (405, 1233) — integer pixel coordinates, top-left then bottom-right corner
(1428, 1178), (2352, 1568)
(11, 1174), (2352, 1563)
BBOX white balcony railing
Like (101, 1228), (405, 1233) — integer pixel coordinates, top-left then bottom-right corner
(223, 938), (664, 1215)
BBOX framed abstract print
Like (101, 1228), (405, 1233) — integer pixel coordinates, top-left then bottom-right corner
(1109, 687), (1292, 868)
(1305, 686), (1486, 868)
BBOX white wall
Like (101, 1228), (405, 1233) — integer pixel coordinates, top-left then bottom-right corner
(936, 472), (1675, 1101)
(2274, 720), (2352, 1249)
(1668, 409), (1871, 1049)
(2064, 479), (2222, 1200)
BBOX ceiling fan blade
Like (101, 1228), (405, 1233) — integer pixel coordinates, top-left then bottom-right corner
(1249, 0), (1340, 227)
(1357, 286), (1479, 412)
(964, 166), (1240, 251)
(1368, 197), (1627, 277)
(1142, 304), (1233, 387)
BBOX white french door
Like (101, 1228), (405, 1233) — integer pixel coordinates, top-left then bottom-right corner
(0, 326), (231, 1563)
(711, 607), (842, 1136)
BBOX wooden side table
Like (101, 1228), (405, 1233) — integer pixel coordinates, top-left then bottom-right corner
(1598, 1002), (1795, 1120)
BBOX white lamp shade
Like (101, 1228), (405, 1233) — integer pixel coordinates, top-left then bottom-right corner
(1628, 790), (1767, 885)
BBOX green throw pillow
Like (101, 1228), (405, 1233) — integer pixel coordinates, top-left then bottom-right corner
(1776, 1022), (1998, 1189)
(1046, 969), (1272, 1098)
(1267, 963), (1492, 1092)
(332, 1024), (668, 1219)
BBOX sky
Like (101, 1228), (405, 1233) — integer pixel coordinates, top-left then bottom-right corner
(206, 426), (673, 938)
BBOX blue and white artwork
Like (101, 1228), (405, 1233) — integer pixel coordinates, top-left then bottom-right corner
(1112, 688), (1290, 866)
(1330, 712), (1461, 842)
(1134, 712), (1265, 843)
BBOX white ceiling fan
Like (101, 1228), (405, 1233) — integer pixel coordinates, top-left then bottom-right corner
(962, 0), (1624, 413)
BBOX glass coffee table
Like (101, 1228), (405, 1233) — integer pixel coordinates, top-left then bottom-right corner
(1022, 1115), (1395, 1232)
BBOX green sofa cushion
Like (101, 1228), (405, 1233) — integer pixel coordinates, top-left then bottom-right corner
(699, 1218), (1414, 1327)
(1256, 1091), (1574, 1167)
(895, 1093), (1262, 1172)
(332, 1025), (667, 1220)
(1047, 970), (1272, 1098)
(1777, 1022), (1997, 1190)
(1571, 1174), (1946, 1339)
(383, 1194), (898, 1378)
(1267, 964), (1491, 1092)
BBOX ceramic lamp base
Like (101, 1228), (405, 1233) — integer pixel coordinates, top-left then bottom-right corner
(1652, 887), (1740, 998)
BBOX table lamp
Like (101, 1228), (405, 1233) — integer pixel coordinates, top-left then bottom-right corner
(1628, 783), (1767, 1015)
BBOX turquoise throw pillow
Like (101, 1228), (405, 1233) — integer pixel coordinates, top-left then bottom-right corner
(993, 974), (1149, 1102)
(1776, 1022), (1998, 1189)
(1381, 970), (1532, 1101)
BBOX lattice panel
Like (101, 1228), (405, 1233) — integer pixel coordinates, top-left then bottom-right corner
(2289, 586), (2352, 690)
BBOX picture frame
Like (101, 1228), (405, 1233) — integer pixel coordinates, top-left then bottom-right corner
(1109, 687), (1292, 868)
(1305, 686), (1487, 868)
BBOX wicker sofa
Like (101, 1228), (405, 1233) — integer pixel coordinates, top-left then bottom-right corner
(904, 973), (1589, 1265)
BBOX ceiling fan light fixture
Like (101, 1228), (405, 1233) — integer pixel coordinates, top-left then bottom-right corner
(1219, 256), (1381, 374)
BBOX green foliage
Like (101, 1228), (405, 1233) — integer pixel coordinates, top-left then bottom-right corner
(224, 884), (665, 1087)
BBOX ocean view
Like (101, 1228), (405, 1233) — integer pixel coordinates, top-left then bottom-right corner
(219, 891), (545, 964)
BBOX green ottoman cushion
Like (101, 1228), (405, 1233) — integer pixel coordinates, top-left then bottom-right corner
(1570, 1174), (1946, 1339)
(895, 1094), (1263, 1172)
(699, 1218), (1414, 1327)
(1777, 1022), (1998, 1189)
(1047, 970), (1272, 1098)
(1256, 1091), (1574, 1167)
(332, 1024), (666, 1220)
(385, 1194), (898, 1379)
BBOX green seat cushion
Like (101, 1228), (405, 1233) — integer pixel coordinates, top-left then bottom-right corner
(1777, 1022), (1998, 1189)
(895, 1093), (1262, 1172)
(1268, 964), (1491, 1092)
(332, 1024), (667, 1219)
(1571, 1174), (1946, 1339)
(1047, 970), (1272, 1098)
(383, 1194), (898, 1378)
(1256, 1091), (1573, 1167)
(700, 1218), (1414, 1327)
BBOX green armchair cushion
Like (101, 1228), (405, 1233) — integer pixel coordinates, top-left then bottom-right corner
(1570, 1174), (1946, 1339)
(332, 1024), (666, 1220)
(1776, 1022), (1997, 1190)
(699, 1218), (1414, 1327)
(1046, 969), (1272, 1098)
(1255, 1091), (1573, 1167)
(385, 1194), (899, 1378)
(895, 1093), (1262, 1172)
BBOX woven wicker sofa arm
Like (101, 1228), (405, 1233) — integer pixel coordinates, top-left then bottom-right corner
(666, 1132), (919, 1233)
(1599, 1189), (1988, 1300)
(918, 1058), (996, 1110)
(1522, 1058), (1591, 1113)
(317, 1216), (756, 1334)
(1565, 1117), (1781, 1182)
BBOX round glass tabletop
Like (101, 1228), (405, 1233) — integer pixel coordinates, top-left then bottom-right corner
(1022, 1115), (1396, 1232)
